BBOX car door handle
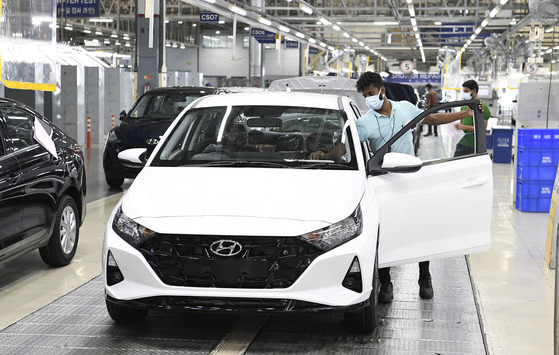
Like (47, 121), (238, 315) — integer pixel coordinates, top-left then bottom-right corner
(462, 177), (489, 189)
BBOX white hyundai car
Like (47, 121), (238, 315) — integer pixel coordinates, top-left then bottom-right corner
(103, 91), (492, 332)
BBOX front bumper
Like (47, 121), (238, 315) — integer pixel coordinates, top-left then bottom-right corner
(103, 214), (377, 312)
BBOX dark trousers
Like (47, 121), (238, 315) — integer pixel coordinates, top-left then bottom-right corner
(454, 143), (474, 157)
(425, 125), (438, 135)
(379, 261), (430, 285)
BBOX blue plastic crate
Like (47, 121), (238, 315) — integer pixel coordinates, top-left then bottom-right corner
(517, 148), (559, 166)
(515, 195), (552, 212)
(518, 128), (559, 149)
(517, 165), (558, 180)
(516, 179), (554, 199)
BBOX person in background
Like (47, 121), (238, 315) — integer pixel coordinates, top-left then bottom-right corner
(310, 71), (478, 303)
(454, 79), (491, 157)
(423, 83), (439, 137)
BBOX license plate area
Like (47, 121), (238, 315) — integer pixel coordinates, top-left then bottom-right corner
(183, 258), (268, 281)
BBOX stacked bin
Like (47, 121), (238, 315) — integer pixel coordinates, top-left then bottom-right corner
(516, 129), (559, 212)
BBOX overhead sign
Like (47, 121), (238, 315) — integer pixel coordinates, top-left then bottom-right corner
(250, 28), (276, 44)
(56, 0), (100, 18)
(524, 62), (539, 74)
(400, 60), (414, 74)
(422, 22), (492, 46)
(285, 41), (299, 49)
(309, 47), (319, 54)
(200, 12), (219, 23)
(384, 72), (441, 84)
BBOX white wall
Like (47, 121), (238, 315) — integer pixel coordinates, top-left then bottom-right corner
(262, 45), (300, 79)
(199, 35), (250, 78)
(166, 47), (199, 73)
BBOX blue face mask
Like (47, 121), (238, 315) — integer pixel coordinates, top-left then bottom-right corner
(366, 93), (384, 111)
(462, 91), (472, 100)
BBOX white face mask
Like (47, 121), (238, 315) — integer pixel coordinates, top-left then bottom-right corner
(365, 93), (384, 111)
(462, 91), (472, 100)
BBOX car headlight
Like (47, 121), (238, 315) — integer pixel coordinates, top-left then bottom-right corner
(112, 206), (156, 247)
(299, 206), (362, 251)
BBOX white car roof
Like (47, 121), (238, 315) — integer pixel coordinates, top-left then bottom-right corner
(195, 91), (346, 110)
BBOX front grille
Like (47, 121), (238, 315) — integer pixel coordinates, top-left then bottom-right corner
(138, 235), (323, 288)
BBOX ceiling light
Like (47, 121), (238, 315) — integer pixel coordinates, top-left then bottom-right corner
(65, 26), (73, 31)
(470, 34), (476, 40)
(165, 19), (169, 23)
(192, 23), (197, 27)
(474, 27), (482, 34)
(180, 44), (186, 49)
(546, 27), (554, 33)
(434, 21), (442, 25)
(406, 0), (412, 3)
(89, 18), (113, 23)
(328, 45), (335, 51)
(500, 0), (508, 4)
(126, 43), (131, 47)
(546, 48), (552, 53)
(365, 46), (370, 50)
(413, 26), (418, 32)
(83, 29), (91, 34)
(244, 26), (249, 31)
(178, 21), (183, 25)
(410, 18), (417, 26)
(95, 31), (102, 35)
(510, 19), (517, 25)
(408, 5), (415, 17)
(489, 7), (499, 18)
(216, 31), (220, 34)
(228, 4), (247, 16)
(295, 32), (305, 38)
(319, 17), (331, 25)
(352, 37), (358, 42)
(359, 41), (365, 46)
(415, 33), (420, 39)
(111, 33), (118, 38)
(467, 39), (472, 45)
(373, 21), (399, 25)
(278, 25), (290, 33)
(104, 39), (110, 44)
(308, 38), (316, 43)
(343, 32), (350, 38)
(319, 42), (327, 47)
(481, 19), (489, 27)
(218, 20), (225, 24)
(370, 49), (375, 54)
(332, 24), (341, 31)
(299, 3), (313, 15)
(258, 16), (272, 26)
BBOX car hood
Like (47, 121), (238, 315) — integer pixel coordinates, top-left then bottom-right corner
(121, 167), (366, 235)
(116, 118), (175, 147)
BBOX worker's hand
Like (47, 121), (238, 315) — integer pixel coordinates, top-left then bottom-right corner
(309, 151), (326, 160)
(456, 122), (464, 130)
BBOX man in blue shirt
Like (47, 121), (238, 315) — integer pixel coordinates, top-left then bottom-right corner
(311, 71), (476, 303)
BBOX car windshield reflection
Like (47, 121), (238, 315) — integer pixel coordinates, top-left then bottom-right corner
(151, 105), (358, 169)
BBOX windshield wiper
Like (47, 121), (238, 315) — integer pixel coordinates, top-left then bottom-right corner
(296, 162), (348, 169)
(197, 160), (289, 168)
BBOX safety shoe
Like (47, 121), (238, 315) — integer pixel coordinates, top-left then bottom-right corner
(378, 281), (394, 303)
(423, 133), (433, 137)
(418, 274), (434, 299)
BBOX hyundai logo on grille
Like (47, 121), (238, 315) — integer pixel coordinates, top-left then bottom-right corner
(210, 240), (243, 257)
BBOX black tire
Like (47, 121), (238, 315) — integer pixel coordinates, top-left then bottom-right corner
(39, 195), (79, 267)
(344, 251), (379, 333)
(106, 175), (124, 188)
(106, 299), (148, 323)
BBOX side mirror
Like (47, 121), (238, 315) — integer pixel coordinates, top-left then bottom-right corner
(371, 152), (423, 174)
(117, 148), (147, 168)
(119, 110), (127, 121)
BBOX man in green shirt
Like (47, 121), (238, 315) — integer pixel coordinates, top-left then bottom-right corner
(455, 79), (491, 157)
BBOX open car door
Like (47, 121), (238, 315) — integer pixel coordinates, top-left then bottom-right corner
(368, 100), (492, 268)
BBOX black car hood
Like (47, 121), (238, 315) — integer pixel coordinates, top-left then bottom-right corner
(116, 118), (175, 147)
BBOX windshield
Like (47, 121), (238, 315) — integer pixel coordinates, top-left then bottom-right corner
(151, 105), (358, 169)
(129, 91), (208, 119)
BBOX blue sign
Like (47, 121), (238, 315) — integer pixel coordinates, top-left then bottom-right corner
(285, 41), (299, 49)
(384, 72), (441, 84)
(309, 47), (319, 54)
(200, 12), (219, 23)
(56, 0), (100, 18)
(422, 22), (492, 46)
(250, 28), (277, 44)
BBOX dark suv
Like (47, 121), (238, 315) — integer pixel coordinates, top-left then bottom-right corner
(103, 86), (216, 187)
(0, 98), (86, 266)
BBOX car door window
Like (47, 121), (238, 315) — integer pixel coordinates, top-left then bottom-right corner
(1, 107), (35, 151)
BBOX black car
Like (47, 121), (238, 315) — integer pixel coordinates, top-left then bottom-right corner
(0, 98), (86, 266)
(103, 86), (216, 188)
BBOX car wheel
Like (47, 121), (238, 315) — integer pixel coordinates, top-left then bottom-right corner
(106, 299), (148, 323)
(39, 195), (79, 267)
(344, 250), (379, 333)
(106, 175), (124, 188)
